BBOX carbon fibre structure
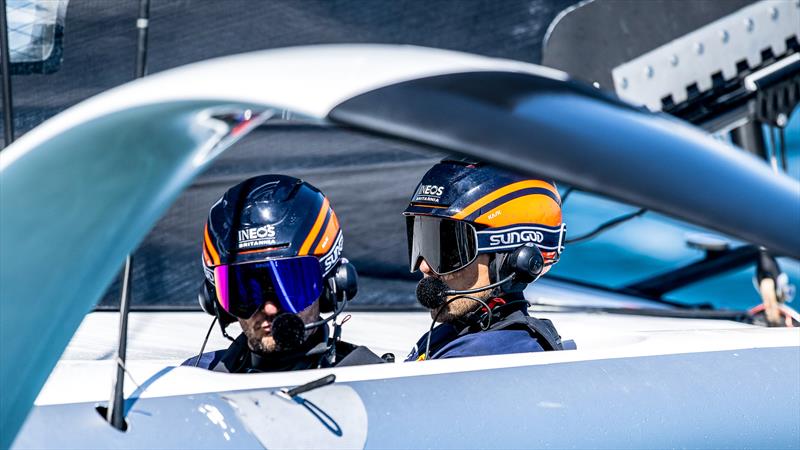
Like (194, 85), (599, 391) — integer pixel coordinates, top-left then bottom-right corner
(1, 46), (799, 448)
(328, 71), (800, 259)
(541, 0), (754, 89)
(542, 0), (800, 130)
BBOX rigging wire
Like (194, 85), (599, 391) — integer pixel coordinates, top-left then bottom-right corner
(194, 316), (218, 368)
(778, 125), (787, 171)
(0, 0), (14, 146)
(767, 126), (780, 172)
(105, 1), (152, 430)
(565, 208), (648, 245)
(558, 186), (647, 246)
(560, 186), (574, 203)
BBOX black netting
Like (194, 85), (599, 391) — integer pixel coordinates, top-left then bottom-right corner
(0, 0), (576, 308)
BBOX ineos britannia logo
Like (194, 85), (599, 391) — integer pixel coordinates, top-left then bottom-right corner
(419, 185), (444, 196)
(238, 225), (277, 249)
(414, 184), (445, 203)
(489, 230), (544, 246)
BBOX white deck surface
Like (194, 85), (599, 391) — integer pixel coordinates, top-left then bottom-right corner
(62, 309), (766, 363)
(35, 309), (798, 406)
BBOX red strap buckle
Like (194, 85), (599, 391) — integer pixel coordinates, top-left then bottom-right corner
(481, 297), (506, 313)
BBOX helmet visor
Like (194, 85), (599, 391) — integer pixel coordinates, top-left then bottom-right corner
(406, 216), (478, 275)
(213, 256), (323, 319)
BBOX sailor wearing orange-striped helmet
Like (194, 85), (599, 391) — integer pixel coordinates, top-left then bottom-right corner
(404, 160), (568, 361)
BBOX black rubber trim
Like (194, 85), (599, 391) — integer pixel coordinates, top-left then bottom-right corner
(328, 71), (800, 259)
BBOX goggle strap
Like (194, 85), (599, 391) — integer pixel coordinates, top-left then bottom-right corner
(476, 224), (565, 254)
(557, 223), (567, 255)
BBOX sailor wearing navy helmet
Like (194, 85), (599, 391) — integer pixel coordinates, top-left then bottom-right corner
(404, 160), (571, 361)
(184, 174), (383, 372)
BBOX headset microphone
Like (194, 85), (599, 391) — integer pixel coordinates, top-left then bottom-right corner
(415, 273), (519, 309)
(415, 243), (544, 311)
(272, 313), (306, 351)
(416, 277), (450, 309)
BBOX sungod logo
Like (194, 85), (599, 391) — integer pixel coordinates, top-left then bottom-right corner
(320, 232), (344, 272)
(238, 225), (277, 249)
(489, 230), (544, 246)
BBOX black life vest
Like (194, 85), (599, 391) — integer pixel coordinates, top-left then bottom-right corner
(455, 299), (566, 352)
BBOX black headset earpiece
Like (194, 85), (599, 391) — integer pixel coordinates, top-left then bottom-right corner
(320, 259), (358, 313)
(198, 280), (237, 326)
(198, 280), (216, 316)
(503, 243), (545, 284)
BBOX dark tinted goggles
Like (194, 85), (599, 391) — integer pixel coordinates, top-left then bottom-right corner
(213, 256), (323, 319)
(406, 216), (568, 275)
(406, 216), (478, 275)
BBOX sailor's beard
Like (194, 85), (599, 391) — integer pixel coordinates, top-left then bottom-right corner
(247, 332), (278, 353)
(241, 314), (317, 354)
(431, 289), (492, 323)
(239, 302), (320, 354)
(242, 320), (279, 353)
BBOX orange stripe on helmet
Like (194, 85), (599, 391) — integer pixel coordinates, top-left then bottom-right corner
(204, 223), (221, 266)
(474, 195), (562, 228)
(452, 180), (559, 220)
(314, 210), (341, 255)
(202, 242), (212, 266)
(299, 198), (330, 255)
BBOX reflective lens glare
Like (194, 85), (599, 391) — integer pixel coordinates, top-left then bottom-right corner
(214, 256), (323, 318)
(406, 216), (478, 275)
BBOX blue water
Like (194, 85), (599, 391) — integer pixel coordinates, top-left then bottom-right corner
(549, 110), (800, 310)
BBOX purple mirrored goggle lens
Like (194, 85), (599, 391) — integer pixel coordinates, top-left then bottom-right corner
(213, 256), (324, 319)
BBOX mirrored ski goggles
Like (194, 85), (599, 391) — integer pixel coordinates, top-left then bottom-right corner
(406, 216), (566, 275)
(213, 256), (323, 319)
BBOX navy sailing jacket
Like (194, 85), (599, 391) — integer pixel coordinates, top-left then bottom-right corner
(405, 307), (565, 361)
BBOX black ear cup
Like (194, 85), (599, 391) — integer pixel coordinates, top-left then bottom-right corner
(320, 260), (358, 313)
(504, 243), (544, 283)
(198, 280), (237, 326)
(198, 280), (217, 316)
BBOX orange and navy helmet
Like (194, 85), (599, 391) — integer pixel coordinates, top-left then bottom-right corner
(403, 160), (565, 275)
(202, 174), (344, 285)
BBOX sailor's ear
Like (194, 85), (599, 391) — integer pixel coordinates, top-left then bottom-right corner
(320, 259), (358, 313)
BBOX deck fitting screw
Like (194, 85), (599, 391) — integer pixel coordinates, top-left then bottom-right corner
(644, 65), (654, 78)
(720, 29), (729, 43)
(621, 77), (628, 89)
(670, 54), (679, 66)
(744, 17), (755, 32)
(694, 42), (704, 55)
(769, 6), (779, 20)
